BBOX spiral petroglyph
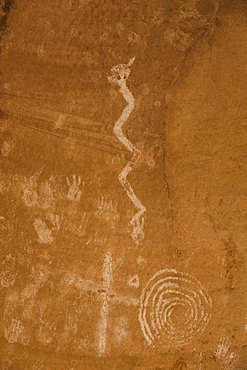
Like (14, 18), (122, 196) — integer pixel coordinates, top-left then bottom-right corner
(139, 269), (212, 348)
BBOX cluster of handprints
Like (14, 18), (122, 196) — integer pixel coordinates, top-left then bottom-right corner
(20, 169), (117, 246)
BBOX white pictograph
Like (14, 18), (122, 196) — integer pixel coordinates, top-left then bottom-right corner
(114, 316), (128, 343)
(215, 338), (237, 369)
(22, 169), (54, 209)
(4, 318), (25, 344)
(32, 361), (44, 370)
(215, 337), (231, 359)
(33, 218), (53, 244)
(128, 274), (140, 288)
(66, 175), (84, 202)
(96, 251), (139, 356)
(48, 213), (62, 232)
(108, 58), (146, 244)
(98, 250), (113, 356)
(37, 320), (57, 346)
(78, 212), (89, 237)
(139, 269), (212, 348)
(94, 195), (119, 228)
(63, 251), (139, 356)
(0, 254), (17, 288)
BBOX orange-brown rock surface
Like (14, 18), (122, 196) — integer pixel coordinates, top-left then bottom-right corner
(0, 0), (247, 368)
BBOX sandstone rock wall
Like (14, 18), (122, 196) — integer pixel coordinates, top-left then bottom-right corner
(0, 0), (247, 368)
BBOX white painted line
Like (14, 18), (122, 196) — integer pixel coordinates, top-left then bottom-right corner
(139, 269), (212, 347)
(108, 58), (146, 244)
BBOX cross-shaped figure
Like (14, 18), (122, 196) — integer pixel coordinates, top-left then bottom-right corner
(73, 251), (139, 356)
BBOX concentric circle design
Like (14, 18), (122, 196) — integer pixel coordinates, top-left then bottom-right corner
(139, 269), (212, 347)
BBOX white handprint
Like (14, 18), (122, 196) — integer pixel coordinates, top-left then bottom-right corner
(66, 175), (84, 202)
(95, 195), (119, 227)
(129, 216), (145, 243)
(49, 213), (62, 231)
(22, 169), (54, 209)
(4, 318), (24, 343)
(33, 218), (53, 244)
(78, 212), (89, 237)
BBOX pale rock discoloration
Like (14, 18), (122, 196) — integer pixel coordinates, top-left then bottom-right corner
(32, 361), (44, 370)
(1, 141), (13, 157)
(3, 264), (51, 348)
(114, 316), (128, 343)
(37, 320), (57, 346)
(65, 306), (79, 337)
(137, 256), (147, 265)
(22, 169), (55, 209)
(0, 254), (17, 287)
(93, 228), (108, 245)
(55, 114), (66, 128)
(163, 0), (220, 50)
(33, 218), (53, 244)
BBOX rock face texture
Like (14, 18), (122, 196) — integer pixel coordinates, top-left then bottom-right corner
(0, 0), (247, 369)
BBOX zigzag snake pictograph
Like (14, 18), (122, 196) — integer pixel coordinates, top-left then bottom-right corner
(108, 58), (146, 244)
